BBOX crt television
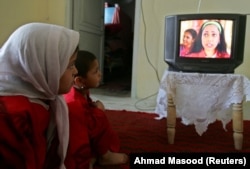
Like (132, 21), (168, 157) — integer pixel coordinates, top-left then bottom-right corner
(164, 13), (247, 73)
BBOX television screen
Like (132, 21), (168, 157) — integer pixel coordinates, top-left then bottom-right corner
(179, 19), (233, 59)
(164, 13), (247, 73)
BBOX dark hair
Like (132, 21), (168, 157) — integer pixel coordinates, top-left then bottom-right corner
(75, 50), (97, 77)
(185, 28), (197, 39)
(190, 21), (227, 53)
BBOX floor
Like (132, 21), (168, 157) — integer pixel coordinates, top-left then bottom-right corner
(91, 89), (157, 113)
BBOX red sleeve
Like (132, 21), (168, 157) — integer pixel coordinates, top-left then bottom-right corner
(88, 107), (120, 156)
(64, 100), (92, 169)
(0, 96), (50, 169)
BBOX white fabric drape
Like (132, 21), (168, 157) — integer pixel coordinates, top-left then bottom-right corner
(155, 70), (250, 135)
(0, 23), (79, 169)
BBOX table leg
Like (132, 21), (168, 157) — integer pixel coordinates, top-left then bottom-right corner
(167, 94), (176, 144)
(232, 103), (243, 150)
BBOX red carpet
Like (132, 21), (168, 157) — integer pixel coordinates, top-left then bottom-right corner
(94, 110), (250, 169)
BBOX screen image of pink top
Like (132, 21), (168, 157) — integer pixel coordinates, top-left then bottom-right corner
(184, 49), (230, 58)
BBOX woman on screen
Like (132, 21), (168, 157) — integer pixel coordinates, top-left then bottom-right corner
(179, 28), (197, 56)
(185, 20), (230, 58)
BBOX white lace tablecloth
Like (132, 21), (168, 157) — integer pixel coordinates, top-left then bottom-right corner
(155, 70), (250, 135)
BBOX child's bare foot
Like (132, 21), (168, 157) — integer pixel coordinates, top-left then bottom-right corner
(98, 151), (128, 166)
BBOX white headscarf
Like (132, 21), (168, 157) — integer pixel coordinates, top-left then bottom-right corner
(0, 22), (79, 169)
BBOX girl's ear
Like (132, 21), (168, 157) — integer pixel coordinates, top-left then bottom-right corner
(74, 76), (84, 88)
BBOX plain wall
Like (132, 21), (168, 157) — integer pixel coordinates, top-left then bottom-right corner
(0, 0), (67, 46)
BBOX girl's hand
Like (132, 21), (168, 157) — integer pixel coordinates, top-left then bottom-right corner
(94, 100), (105, 111)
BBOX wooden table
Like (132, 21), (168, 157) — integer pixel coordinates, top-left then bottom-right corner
(155, 71), (250, 150)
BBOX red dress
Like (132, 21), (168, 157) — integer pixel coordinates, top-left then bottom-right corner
(0, 96), (53, 169)
(64, 87), (120, 169)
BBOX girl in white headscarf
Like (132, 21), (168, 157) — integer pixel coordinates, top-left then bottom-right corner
(0, 22), (79, 169)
